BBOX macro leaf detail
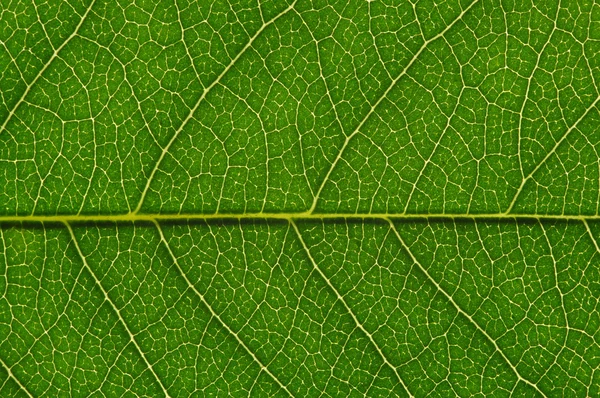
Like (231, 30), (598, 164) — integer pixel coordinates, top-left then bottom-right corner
(1, 0), (599, 396)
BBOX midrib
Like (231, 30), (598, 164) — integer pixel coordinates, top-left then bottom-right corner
(0, 212), (598, 223)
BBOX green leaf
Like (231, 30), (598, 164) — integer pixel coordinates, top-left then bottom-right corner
(1, 0), (599, 396)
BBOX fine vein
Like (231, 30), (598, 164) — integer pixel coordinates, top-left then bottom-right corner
(0, 358), (34, 398)
(0, 0), (98, 135)
(386, 218), (548, 397)
(65, 222), (173, 398)
(153, 220), (295, 397)
(308, 0), (482, 213)
(291, 220), (414, 397)
(133, 1), (298, 214)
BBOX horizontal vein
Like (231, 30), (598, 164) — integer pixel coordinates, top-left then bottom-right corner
(0, 213), (599, 224)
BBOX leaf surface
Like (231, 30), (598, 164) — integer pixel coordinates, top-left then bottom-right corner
(1, 0), (599, 396)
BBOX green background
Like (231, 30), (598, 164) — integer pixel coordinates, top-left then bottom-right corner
(1, 0), (599, 396)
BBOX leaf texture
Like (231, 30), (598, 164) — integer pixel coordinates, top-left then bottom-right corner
(0, 0), (599, 396)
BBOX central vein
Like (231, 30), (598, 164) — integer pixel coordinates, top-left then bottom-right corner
(0, 213), (597, 224)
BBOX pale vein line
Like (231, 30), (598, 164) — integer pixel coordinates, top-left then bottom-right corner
(2, 212), (600, 224)
(515, 4), (559, 181)
(152, 220), (294, 398)
(386, 218), (548, 398)
(0, 228), (7, 299)
(536, 220), (570, 388)
(0, 40), (26, 88)
(402, 76), (466, 214)
(308, 0), (482, 213)
(506, 95), (600, 213)
(0, 357), (34, 398)
(294, 9), (345, 198)
(581, 219), (600, 396)
(133, 1), (298, 214)
(0, 0), (98, 135)
(583, 220), (600, 254)
(290, 220), (414, 398)
(64, 222), (173, 398)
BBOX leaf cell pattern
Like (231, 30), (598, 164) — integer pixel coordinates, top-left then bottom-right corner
(1, 0), (599, 396)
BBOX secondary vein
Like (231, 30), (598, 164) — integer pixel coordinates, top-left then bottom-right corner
(386, 218), (548, 398)
(133, 1), (299, 215)
(0, 0), (98, 136)
(65, 222), (173, 398)
(291, 220), (414, 397)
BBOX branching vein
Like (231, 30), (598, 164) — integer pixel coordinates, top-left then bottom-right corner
(308, 0), (482, 213)
(0, 357), (34, 398)
(64, 222), (173, 398)
(0, 0), (98, 136)
(386, 218), (548, 398)
(153, 220), (295, 398)
(291, 220), (414, 397)
(133, 1), (299, 214)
